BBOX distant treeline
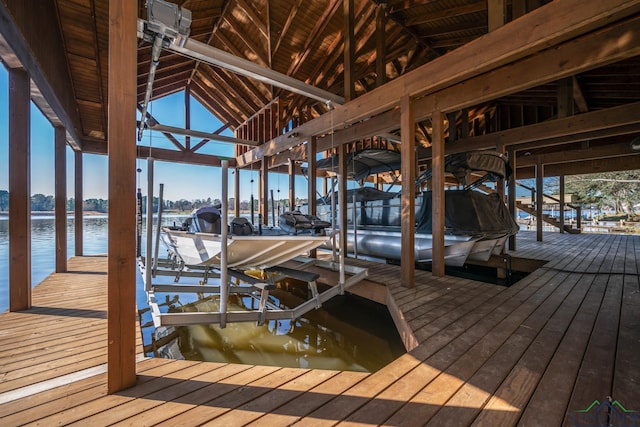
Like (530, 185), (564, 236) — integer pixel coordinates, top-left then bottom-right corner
(0, 190), (303, 213)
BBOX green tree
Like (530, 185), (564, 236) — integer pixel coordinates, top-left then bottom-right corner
(31, 194), (54, 211)
(0, 190), (8, 211)
(566, 170), (640, 214)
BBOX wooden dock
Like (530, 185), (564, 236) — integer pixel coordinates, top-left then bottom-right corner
(0, 231), (638, 426)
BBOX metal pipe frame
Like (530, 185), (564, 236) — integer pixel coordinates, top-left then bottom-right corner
(143, 257), (368, 327)
(137, 18), (344, 106)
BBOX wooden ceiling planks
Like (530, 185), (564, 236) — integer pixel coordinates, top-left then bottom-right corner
(4, 0), (628, 175)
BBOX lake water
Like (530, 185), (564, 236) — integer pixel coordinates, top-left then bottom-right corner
(0, 215), (406, 372)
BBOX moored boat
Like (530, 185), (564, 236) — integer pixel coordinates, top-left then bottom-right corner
(304, 149), (519, 267)
(161, 206), (336, 270)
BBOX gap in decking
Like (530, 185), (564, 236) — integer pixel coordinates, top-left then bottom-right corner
(139, 277), (406, 373)
(413, 257), (548, 287)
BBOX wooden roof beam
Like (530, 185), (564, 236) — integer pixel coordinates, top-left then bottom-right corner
(191, 78), (243, 126)
(202, 65), (259, 115)
(517, 141), (639, 167)
(236, 0), (268, 40)
(0, 2), (82, 149)
(137, 104), (185, 151)
(236, 0), (640, 167)
(147, 18), (345, 106)
(222, 15), (269, 66)
(286, 0), (342, 77)
(272, 0), (304, 58)
(421, 102), (640, 158)
(517, 155), (640, 178)
(82, 139), (237, 167)
(405, 1), (487, 26)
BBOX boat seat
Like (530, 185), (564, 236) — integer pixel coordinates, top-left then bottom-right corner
(264, 265), (320, 283)
(230, 217), (254, 235)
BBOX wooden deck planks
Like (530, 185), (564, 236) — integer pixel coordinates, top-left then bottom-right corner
(0, 232), (638, 426)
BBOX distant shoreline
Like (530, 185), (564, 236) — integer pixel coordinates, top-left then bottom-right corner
(0, 210), (196, 217)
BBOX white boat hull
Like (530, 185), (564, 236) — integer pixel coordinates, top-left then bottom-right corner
(161, 228), (334, 270)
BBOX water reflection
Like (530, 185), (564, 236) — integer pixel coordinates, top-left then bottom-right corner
(144, 287), (405, 372)
(1, 215), (406, 372)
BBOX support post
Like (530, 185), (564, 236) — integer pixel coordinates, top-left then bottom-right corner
(234, 168), (240, 217)
(536, 161), (544, 242)
(107, 0), (138, 393)
(307, 136), (317, 258)
(260, 157), (269, 225)
(74, 151), (83, 256)
(375, 3), (387, 87)
(288, 158), (296, 210)
(343, 0), (355, 101)
(338, 144), (347, 285)
(507, 146), (517, 250)
(431, 111), (446, 277)
(220, 160), (229, 328)
(496, 142), (505, 200)
(145, 158), (154, 291)
(184, 86), (191, 150)
(400, 95), (416, 286)
(55, 126), (67, 272)
(8, 67), (31, 311)
(559, 174), (565, 233)
(488, 0), (507, 32)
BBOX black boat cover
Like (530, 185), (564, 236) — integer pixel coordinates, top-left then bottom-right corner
(446, 150), (511, 181)
(317, 187), (399, 205)
(311, 149), (401, 180)
(308, 149), (510, 182)
(416, 190), (519, 236)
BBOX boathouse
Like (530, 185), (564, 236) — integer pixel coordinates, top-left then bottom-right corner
(1, 0), (639, 425)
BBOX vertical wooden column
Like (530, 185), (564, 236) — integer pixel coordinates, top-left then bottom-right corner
(74, 151), (83, 256)
(431, 111), (446, 277)
(507, 146), (517, 250)
(496, 142), (505, 201)
(307, 136), (318, 258)
(55, 126), (67, 273)
(107, 0), (138, 393)
(559, 174), (565, 233)
(288, 159), (296, 210)
(8, 67), (31, 311)
(234, 168), (241, 218)
(184, 87), (191, 150)
(512, 0), (528, 18)
(375, 3), (386, 87)
(400, 95), (416, 286)
(343, 0), (355, 101)
(535, 161), (544, 242)
(338, 143), (348, 258)
(488, 0), (507, 31)
(260, 157), (269, 225)
(557, 77), (572, 234)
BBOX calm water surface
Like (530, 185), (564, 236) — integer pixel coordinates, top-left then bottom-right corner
(0, 215), (405, 372)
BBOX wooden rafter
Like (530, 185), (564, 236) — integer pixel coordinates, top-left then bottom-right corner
(405, 1), (487, 26)
(204, 65), (261, 113)
(186, 0), (231, 85)
(286, 0), (342, 77)
(223, 15), (269, 66)
(191, 80), (241, 127)
(191, 123), (232, 152)
(272, 0), (304, 58)
(236, 0), (268, 40)
(137, 104), (185, 151)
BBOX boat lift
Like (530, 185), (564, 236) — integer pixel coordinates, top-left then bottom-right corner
(139, 157), (368, 329)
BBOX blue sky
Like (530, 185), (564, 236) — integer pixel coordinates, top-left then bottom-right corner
(0, 65), (312, 203)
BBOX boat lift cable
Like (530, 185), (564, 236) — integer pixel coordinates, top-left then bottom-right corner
(138, 33), (163, 141)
